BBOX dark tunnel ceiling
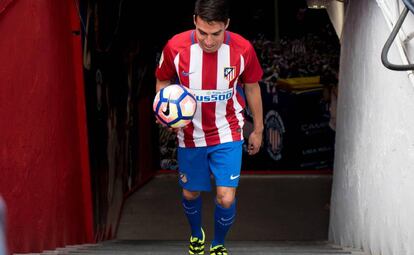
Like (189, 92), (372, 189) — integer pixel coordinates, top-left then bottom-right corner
(91, 0), (332, 56)
(116, 0), (329, 41)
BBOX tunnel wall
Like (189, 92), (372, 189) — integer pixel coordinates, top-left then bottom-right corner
(329, 0), (414, 254)
(0, 0), (94, 253)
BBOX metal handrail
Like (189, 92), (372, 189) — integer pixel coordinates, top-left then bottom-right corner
(381, 0), (414, 71)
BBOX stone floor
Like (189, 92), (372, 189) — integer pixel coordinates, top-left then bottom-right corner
(117, 173), (333, 241)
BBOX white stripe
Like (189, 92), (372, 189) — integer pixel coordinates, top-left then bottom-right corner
(189, 44), (206, 147)
(216, 44), (233, 143)
(174, 54), (186, 147)
(177, 129), (185, 147)
(174, 54), (181, 84)
(240, 54), (245, 74)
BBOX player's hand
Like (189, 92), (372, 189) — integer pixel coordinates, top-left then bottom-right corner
(248, 130), (263, 155)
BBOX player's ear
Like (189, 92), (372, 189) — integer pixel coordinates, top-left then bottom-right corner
(193, 15), (197, 26)
(225, 18), (230, 29)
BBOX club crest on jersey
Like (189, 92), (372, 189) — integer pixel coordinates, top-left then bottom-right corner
(224, 66), (236, 81)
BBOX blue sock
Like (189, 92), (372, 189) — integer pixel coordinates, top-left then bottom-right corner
(182, 195), (203, 239)
(212, 199), (236, 247)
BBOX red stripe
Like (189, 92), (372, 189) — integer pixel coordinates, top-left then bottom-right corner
(202, 51), (219, 145)
(226, 94), (241, 141)
(179, 48), (195, 147)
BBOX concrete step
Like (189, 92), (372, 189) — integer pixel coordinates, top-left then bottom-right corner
(31, 240), (366, 255)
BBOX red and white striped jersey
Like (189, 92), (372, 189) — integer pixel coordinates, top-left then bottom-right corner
(156, 30), (263, 148)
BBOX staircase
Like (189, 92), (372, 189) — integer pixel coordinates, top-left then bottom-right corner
(26, 240), (366, 255)
(17, 174), (369, 254)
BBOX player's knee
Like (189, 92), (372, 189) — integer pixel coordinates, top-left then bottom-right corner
(182, 189), (200, 200)
(216, 194), (235, 208)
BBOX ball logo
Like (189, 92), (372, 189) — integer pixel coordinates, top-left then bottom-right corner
(162, 100), (170, 116)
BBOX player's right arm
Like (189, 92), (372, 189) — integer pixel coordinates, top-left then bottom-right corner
(155, 40), (176, 92)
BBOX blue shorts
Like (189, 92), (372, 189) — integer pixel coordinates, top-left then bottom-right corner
(177, 140), (243, 192)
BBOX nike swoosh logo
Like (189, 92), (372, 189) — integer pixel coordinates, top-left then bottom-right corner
(181, 70), (194, 76)
(185, 210), (198, 215)
(220, 214), (235, 222)
(182, 204), (195, 210)
(162, 100), (170, 115)
(230, 175), (240, 180)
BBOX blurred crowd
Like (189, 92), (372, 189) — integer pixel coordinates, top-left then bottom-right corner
(253, 26), (340, 93)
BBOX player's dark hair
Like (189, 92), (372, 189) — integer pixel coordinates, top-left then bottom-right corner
(194, 0), (229, 24)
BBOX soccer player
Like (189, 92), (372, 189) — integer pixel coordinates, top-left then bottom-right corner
(155, 0), (263, 254)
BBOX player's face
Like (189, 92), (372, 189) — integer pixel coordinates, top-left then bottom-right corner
(194, 16), (229, 53)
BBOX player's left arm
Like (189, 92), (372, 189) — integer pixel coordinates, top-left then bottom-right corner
(244, 82), (264, 155)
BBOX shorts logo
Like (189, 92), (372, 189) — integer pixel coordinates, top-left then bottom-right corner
(179, 172), (188, 183)
(230, 174), (240, 180)
(224, 66), (236, 81)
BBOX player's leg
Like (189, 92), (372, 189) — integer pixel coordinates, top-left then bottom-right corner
(182, 189), (203, 239)
(182, 189), (205, 254)
(178, 146), (211, 254)
(212, 186), (236, 248)
(208, 141), (243, 254)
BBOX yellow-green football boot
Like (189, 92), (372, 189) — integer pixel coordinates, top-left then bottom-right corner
(189, 228), (205, 254)
(209, 244), (228, 255)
